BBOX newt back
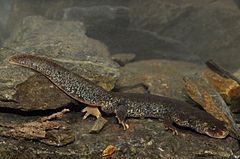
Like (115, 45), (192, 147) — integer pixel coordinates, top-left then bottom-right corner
(8, 54), (113, 107)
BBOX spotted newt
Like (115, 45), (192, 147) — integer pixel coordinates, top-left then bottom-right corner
(8, 54), (229, 138)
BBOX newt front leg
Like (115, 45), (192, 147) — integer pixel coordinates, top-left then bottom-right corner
(163, 118), (178, 135)
(114, 104), (129, 130)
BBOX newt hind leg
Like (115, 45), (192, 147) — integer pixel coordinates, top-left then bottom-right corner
(115, 104), (129, 130)
(81, 106), (101, 119)
(163, 118), (178, 135)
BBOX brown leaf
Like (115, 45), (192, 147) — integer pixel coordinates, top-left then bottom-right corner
(102, 145), (117, 157)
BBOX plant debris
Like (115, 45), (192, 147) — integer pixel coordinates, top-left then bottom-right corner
(37, 108), (70, 122)
(0, 109), (75, 146)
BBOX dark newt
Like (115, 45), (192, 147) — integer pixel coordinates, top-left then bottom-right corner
(8, 54), (229, 138)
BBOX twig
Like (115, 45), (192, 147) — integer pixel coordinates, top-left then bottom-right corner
(37, 108), (70, 122)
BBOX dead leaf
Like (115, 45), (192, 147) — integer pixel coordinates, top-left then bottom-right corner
(102, 145), (117, 157)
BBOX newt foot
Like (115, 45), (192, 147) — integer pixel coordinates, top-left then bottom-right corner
(163, 119), (178, 135)
(116, 117), (129, 130)
(115, 104), (129, 130)
(165, 125), (178, 135)
(82, 106), (101, 119)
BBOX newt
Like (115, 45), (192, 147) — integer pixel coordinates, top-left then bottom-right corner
(8, 54), (229, 138)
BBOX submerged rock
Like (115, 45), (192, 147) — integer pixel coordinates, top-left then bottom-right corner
(116, 59), (203, 100)
(0, 0), (10, 46)
(88, 27), (200, 62)
(7, 0), (128, 33)
(111, 53), (136, 66)
(61, 5), (129, 29)
(129, 0), (240, 71)
(0, 16), (119, 110)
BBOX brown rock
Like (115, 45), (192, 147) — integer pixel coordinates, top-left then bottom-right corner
(184, 75), (240, 138)
(203, 69), (240, 104)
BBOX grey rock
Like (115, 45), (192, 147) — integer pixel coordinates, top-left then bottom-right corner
(7, 0), (129, 32)
(116, 59), (203, 100)
(111, 53), (136, 66)
(88, 27), (200, 62)
(0, 16), (119, 110)
(0, 0), (11, 26)
(0, 23), (4, 47)
(61, 5), (129, 28)
(89, 116), (108, 134)
(233, 0), (240, 8)
(0, 0), (10, 47)
(129, 0), (240, 71)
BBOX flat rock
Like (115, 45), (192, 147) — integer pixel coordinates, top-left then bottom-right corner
(129, 0), (240, 71)
(116, 59), (203, 100)
(0, 110), (238, 159)
(0, 16), (119, 110)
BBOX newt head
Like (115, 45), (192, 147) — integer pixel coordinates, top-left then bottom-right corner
(8, 54), (45, 71)
(8, 54), (31, 66)
(204, 124), (229, 139)
(195, 120), (229, 139)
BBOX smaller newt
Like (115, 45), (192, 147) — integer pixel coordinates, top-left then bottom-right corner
(8, 54), (229, 138)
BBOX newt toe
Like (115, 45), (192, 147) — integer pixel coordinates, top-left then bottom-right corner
(163, 118), (178, 135)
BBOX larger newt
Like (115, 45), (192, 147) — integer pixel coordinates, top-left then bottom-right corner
(8, 54), (229, 138)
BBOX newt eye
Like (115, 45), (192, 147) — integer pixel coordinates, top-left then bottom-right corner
(210, 126), (216, 131)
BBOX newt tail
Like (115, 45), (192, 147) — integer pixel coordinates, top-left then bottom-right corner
(8, 54), (229, 138)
